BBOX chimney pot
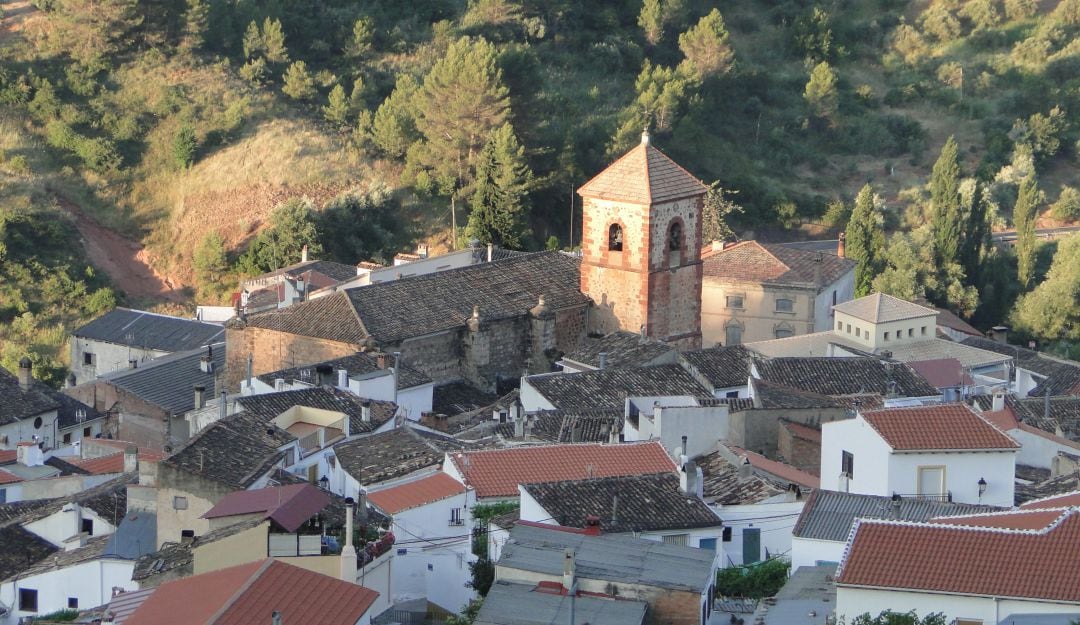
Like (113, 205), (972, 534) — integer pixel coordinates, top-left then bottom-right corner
(194, 385), (206, 409)
(375, 353), (389, 370)
(301, 244), (309, 263)
(272, 610), (283, 625)
(837, 232), (846, 258)
(640, 129), (650, 146)
(562, 549), (576, 592)
(598, 352), (607, 370)
(361, 401), (371, 423)
(17, 357), (32, 391)
(337, 368), (349, 389)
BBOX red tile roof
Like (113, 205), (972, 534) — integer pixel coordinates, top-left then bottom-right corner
(202, 484), (330, 533)
(907, 358), (973, 389)
(125, 559), (379, 625)
(0, 450), (16, 464)
(929, 509), (1066, 530)
(0, 468), (22, 485)
(1021, 491), (1080, 510)
(837, 509), (1080, 601)
(69, 450), (166, 475)
(727, 445), (820, 489)
(702, 241), (854, 287)
(577, 140), (707, 205)
(81, 437), (166, 454)
(780, 420), (821, 443)
(449, 442), (677, 499)
(860, 404), (1020, 451)
(368, 473), (465, 514)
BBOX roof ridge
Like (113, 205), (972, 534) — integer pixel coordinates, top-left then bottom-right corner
(205, 559), (274, 625)
(1020, 489), (1080, 508)
(577, 145), (647, 200)
(849, 508), (1077, 537)
(646, 143), (709, 198)
(640, 145), (652, 201)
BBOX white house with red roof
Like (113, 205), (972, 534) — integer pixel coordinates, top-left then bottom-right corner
(366, 473), (476, 614)
(976, 393), (1080, 471)
(821, 404), (1019, 506)
(834, 495), (1080, 622)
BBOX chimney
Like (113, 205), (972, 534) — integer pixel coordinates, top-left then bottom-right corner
(375, 353), (388, 370)
(361, 400), (371, 423)
(301, 244), (309, 263)
(598, 352), (607, 370)
(680, 460), (698, 495)
(514, 415), (524, 438)
(66, 372), (77, 388)
(199, 346), (214, 373)
(524, 415), (533, 440)
(337, 368), (349, 390)
(129, 359), (139, 370)
(738, 456), (751, 479)
(340, 498), (358, 582)
(890, 493), (901, 519)
(17, 443), (43, 467)
(1045, 387), (1052, 422)
(219, 391), (228, 421)
(584, 515), (601, 535)
(837, 232), (846, 258)
(246, 353), (254, 387)
(814, 252), (824, 288)
(357, 489), (368, 524)
(991, 326), (1008, 344)
(681, 435), (689, 459)
(992, 389), (1005, 413)
(272, 612), (282, 625)
(611, 494), (618, 526)
(296, 276), (306, 302)
(124, 445), (138, 473)
(562, 549), (576, 592)
(417, 243), (429, 259)
(487, 243), (494, 263)
(609, 423), (619, 444)
(194, 385), (206, 409)
(274, 378), (286, 391)
(316, 364), (333, 386)
(641, 128), (650, 146)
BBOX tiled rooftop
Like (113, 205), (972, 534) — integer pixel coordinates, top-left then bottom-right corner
(702, 241), (854, 288)
(450, 441), (676, 499)
(73, 308), (224, 352)
(561, 331), (676, 370)
(526, 364), (710, 411)
(367, 472), (465, 514)
(333, 425), (465, 486)
(577, 139), (707, 205)
(255, 352), (432, 390)
(832, 292), (937, 324)
(678, 345), (753, 390)
(755, 356), (939, 398)
(860, 404), (1020, 451)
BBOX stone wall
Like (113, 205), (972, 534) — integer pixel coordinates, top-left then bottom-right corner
(156, 462), (239, 547)
(462, 316), (528, 392)
(778, 423), (823, 475)
(224, 325), (361, 391)
(730, 406), (849, 459)
(554, 306), (588, 354)
(646, 588), (705, 625)
(396, 331), (462, 385)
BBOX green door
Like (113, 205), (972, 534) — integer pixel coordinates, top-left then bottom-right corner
(742, 528), (761, 564)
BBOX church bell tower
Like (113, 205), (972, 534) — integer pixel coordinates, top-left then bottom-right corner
(577, 132), (707, 349)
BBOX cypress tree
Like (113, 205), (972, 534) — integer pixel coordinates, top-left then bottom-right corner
(465, 123), (535, 249)
(959, 180), (990, 284)
(930, 136), (963, 266)
(1014, 175), (1039, 289)
(845, 184), (885, 297)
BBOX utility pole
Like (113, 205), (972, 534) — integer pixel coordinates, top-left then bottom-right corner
(569, 184), (574, 250)
(451, 193), (457, 250)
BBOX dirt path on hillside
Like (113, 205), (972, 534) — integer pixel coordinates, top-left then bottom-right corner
(1, 0), (39, 37)
(55, 196), (187, 303)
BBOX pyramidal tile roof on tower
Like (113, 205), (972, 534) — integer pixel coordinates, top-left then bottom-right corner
(832, 292), (938, 324)
(577, 136), (708, 205)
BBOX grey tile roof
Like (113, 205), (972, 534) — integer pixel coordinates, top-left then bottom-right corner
(696, 450), (787, 505)
(256, 352), (432, 390)
(499, 523), (715, 592)
(238, 292), (369, 344)
(496, 409), (624, 443)
(702, 241), (855, 289)
(0, 525), (57, 580)
(560, 332), (676, 370)
(521, 473), (721, 533)
(432, 381), (500, 417)
(476, 581), (647, 625)
(73, 308), (224, 352)
(1011, 396), (1080, 441)
(53, 390), (103, 430)
(252, 259), (359, 284)
(346, 251), (588, 343)
(1014, 472), (1080, 506)
(0, 365), (61, 425)
(832, 293), (937, 324)
(679, 345), (753, 390)
(333, 425), (465, 486)
(102, 344), (224, 415)
(0, 473), (135, 529)
(162, 414), (293, 490)
(526, 364), (711, 411)
(791, 489), (1000, 542)
(959, 337), (1080, 393)
(236, 387), (396, 437)
(751, 378), (844, 410)
(755, 356), (939, 398)
(3, 534), (113, 582)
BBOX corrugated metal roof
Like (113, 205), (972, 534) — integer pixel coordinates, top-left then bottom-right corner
(476, 581), (647, 625)
(74, 308), (224, 352)
(792, 489), (1001, 542)
(498, 523), (714, 592)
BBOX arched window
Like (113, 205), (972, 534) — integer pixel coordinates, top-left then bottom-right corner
(608, 223), (623, 251)
(668, 222), (683, 251)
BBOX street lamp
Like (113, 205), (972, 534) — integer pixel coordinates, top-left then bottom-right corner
(978, 477), (987, 499)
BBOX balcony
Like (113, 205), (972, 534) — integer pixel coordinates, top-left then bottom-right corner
(893, 491), (953, 503)
(273, 406), (349, 456)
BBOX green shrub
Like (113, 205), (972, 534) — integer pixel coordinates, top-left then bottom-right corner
(1050, 186), (1080, 220)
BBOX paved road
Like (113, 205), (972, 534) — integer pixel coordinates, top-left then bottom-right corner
(780, 226), (1080, 253)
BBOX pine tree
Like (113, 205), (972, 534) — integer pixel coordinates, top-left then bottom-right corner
(465, 123), (535, 249)
(639, 0), (664, 45)
(242, 20), (263, 59)
(193, 232), (228, 282)
(845, 184), (885, 297)
(804, 61), (838, 122)
(1014, 175), (1039, 289)
(409, 37), (509, 195)
(262, 17), (289, 64)
(348, 17), (374, 57)
(172, 123), (198, 169)
(180, 0), (209, 52)
(930, 136), (963, 266)
(678, 9), (734, 79)
(282, 61), (315, 100)
(371, 74), (420, 158)
(701, 183), (743, 243)
(323, 84), (350, 126)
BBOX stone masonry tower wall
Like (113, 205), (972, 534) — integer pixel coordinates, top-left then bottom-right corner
(577, 133), (706, 349)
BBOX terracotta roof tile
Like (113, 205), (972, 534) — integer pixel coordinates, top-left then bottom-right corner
(577, 142), (707, 205)
(929, 508), (1067, 530)
(702, 241), (855, 287)
(450, 442), (677, 499)
(837, 510), (1080, 601)
(202, 484), (331, 532)
(832, 293), (938, 324)
(69, 450), (166, 475)
(907, 358), (973, 389)
(727, 445), (820, 489)
(860, 404), (1020, 451)
(126, 559), (379, 625)
(368, 473), (465, 514)
(0, 469), (21, 485)
(1020, 490), (1080, 510)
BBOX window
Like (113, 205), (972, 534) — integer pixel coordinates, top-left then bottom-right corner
(173, 496), (188, 510)
(774, 326), (794, 339)
(0, 488), (6, 504)
(83, 352), (95, 366)
(921, 326), (927, 336)
(855, 327), (861, 338)
(83, 427), (91, 437)
(722, 527), (733, 542)
(725, 296), (744, 309)
(884, 331), (890, 341)
(662, 533), (689, 546)
(607, 224), (623, 251)
(397, 548), (408, 556)
(917, 466), (945, 497)
(284, 448), (296, 467)
(449, 508), (463, 526)
(63, 433), (72, 444)
(668, 222), (682, 251)
(846, 323), (852, 334)
(836, 320), (843, 331)
(19, 589), (37, 612)
(33, 417), (42, 429)
(725, 391), (739, 398)
(725, 324), (743, 346)
(81, 518), (93, 536)
(775, 298), (794, 313)
(841, 451), (854, 478)
(68, 598), (78, 610)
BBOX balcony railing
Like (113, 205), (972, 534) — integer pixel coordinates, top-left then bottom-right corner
(893, 491), (952, 503)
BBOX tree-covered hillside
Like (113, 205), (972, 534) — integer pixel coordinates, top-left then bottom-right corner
(2, 0), (1079, 381)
